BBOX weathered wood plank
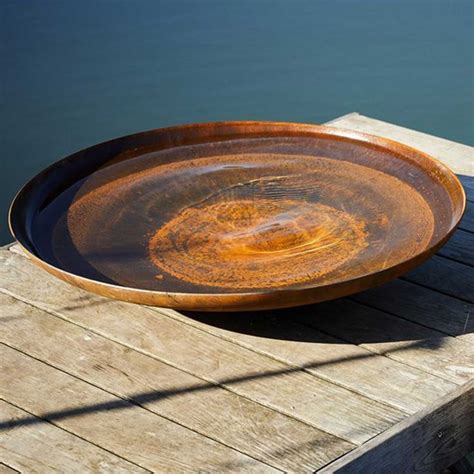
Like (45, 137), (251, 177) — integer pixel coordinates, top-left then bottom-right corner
(155, 308), (457, 414)
(405, 256), (474, 303)
(297, 299), (474, 384)
(324, 112), (360, 126)
(319, 380), (474, 473)
(353, 279), (474, 343)
(0, 344), (274, 472)
(0, 399), (146, 473)
(328, 113), (474, 176)
(1, 249), (458, 416)
(438, 229), (474, 267)
(0, 292), (353, 471)
(0, 249), (405, 445)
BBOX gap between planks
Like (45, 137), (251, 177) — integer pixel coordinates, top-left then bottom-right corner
(348, 294), (473, 343)
(0, 279), (405, 447)
(3, 247), (463, 407)
(0, 461), (20, 474)
(436, 230), (474, 268)
(3, 246), (471, 408)
(402, 256), (474, 305)
(0, 397), (149, 473)
(0, 291), (355, 471)
(3, 278), (459, 415)
(400, 275), (473, 306)
(150, 302), (472, 387)
(0, 343), (281, 473)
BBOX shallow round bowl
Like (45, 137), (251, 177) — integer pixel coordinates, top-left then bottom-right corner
(9, 121), (466, 311)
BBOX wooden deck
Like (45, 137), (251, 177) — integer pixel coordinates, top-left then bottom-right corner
(1, 114), (473, 473)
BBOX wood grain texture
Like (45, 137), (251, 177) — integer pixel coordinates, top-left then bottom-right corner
(298, 299), (474, 385)
(0, 400), (145, 473)
(0, 291), (353, 472)
(9, 121), (465, 311)
(0, 249), (406, 445)
(0, 344), (274, 472)
(319, 380), (474, 473)
(154, 307), (458, 414)
(6, 248), (464, 411)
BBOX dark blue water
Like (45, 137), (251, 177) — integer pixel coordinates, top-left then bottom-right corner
(1, 0), (473, 244)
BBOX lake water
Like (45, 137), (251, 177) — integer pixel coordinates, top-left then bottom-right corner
(1, 0), (473, 244)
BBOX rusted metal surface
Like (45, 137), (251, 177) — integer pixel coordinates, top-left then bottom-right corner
(9, 121), (466, 310)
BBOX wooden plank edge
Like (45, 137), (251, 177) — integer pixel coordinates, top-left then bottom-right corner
(323, 112), (360, 126)
(328, 112), (474, 153)
(318, 380), (474, 473)
(0, 462), (20, 474)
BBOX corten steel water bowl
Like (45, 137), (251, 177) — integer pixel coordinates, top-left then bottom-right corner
(9, 121), (465, 311)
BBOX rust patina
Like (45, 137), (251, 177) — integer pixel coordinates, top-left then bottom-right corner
(9, 122), (466, 310)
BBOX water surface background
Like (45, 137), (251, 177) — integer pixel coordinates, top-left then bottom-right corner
(1, 0), (473, 244)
